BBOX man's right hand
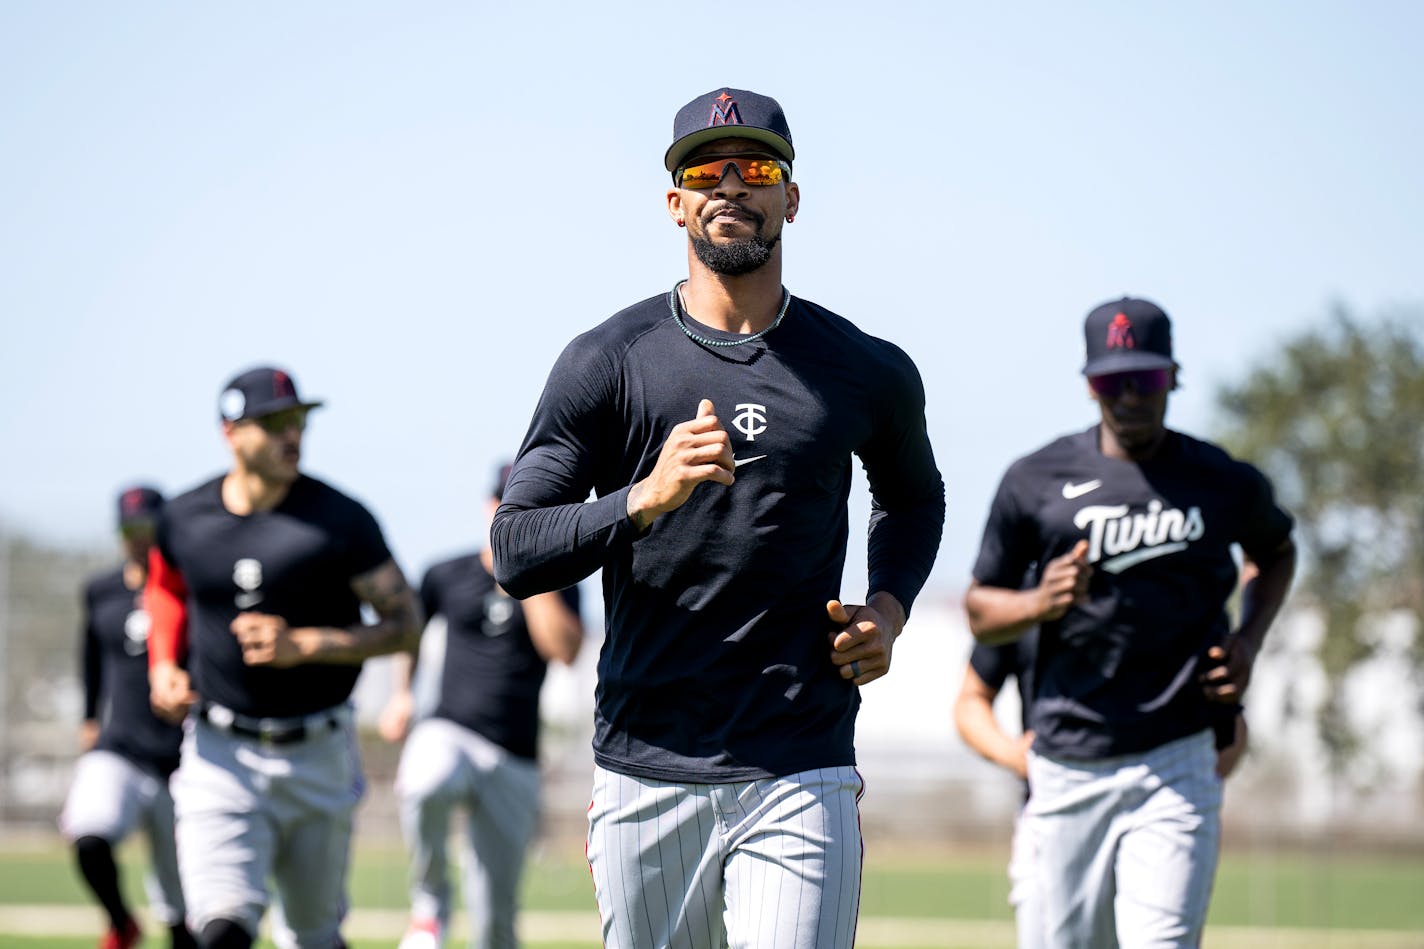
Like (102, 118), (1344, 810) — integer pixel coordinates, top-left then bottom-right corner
(1005, 730), (1035, 781)
(79, 719), (100, 753)
(149, 660), (197, 724)
(1036, 539), (1092, 621)
(626, 399), (734, 531)
(378, 689), (414, 743)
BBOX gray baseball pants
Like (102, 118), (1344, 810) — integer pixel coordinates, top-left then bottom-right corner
(1026, 728), (1221, 948)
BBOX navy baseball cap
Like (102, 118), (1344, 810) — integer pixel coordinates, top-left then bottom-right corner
(491, 461), (513, 501)
(218, 365), (324, 422)
(116, 485), (163, 527)
(665, 88), (795, 175)
(1082, 297), (1177, 376)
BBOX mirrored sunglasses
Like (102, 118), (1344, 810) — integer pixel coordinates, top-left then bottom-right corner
(676, 155), (789, 190)
(250, 407), (309, 434)
(1088, 368), (1173, 399)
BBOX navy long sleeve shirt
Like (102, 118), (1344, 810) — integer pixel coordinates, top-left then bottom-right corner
(492, 290), (944, 782)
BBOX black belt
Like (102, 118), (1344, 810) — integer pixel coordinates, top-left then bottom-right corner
(198, 702), (343, 746)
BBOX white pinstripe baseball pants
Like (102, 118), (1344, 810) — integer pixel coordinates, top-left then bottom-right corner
(1026, 729), (1222, 949)
(587, 765), (864, 949)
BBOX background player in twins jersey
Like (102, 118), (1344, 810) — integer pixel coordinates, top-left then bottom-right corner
(953, 630), (1248, 949)
(145, 366), (421, 949)
(492, 88), (945, 949)
(965, 297), (1296, 947)
(61, 486), (196, 949)
(379, 462), (586, 949)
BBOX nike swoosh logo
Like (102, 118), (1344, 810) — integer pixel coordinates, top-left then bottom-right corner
(734, 455), (768, 468)
(1062, 479), (1102, 499)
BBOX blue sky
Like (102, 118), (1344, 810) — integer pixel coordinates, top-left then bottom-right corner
(3, 2), (1421, 598)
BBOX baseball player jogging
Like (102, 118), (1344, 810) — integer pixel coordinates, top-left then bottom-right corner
(380, 463), (586, 949)
(954, 629), (1249, 948)
(490, 88), (945, 949)
(61, 486), (195, 949)
(964, 297), (1296, 948)
(145, 366), (421, 949)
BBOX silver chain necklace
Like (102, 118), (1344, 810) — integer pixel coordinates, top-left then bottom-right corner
(669, 280), (790, 348)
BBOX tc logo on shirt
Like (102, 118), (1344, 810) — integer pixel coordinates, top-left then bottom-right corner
(233, 558), (265, 609)
(123, 609), (151, 656)
(482, 591), (517, 637)
(733, 403), (768, 441)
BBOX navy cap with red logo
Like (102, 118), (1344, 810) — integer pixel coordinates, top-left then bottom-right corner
(218, 365), (325, 422)
(1082, 297), (1177, 377)
(116, 485), (163, 527)
(665, 88), (795, 175)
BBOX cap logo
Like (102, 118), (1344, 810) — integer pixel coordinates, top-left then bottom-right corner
(1106, 313), (1136, 350)
(121, 489), (144, 514)
(220, 388), (246, 421)
(272, 369), (294, 398)
(708, 91), (743, 128)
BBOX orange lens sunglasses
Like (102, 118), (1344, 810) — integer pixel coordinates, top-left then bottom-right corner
(675, 155), (789, 190)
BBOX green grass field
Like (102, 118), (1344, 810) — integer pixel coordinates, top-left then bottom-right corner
(3, 837), (1422, 948)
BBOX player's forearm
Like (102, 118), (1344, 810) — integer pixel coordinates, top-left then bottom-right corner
(289, 616), (421, 665)
(491, 488), (637, 599)
(1235, 538), (1297, 654)
(965, 584), (1041, 645)
(524, 592), (584, 665)
(387, 649), (416, 692)
(954, 698), (1021, 771)
(865, 487), (946, 619)
(82, 629), (102, 720)
(145, 547), (190, 667)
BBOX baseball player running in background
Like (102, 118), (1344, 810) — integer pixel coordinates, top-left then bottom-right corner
(965, 297), (1295, 947)
(954, 631), (1249, 948)
(379, 462), (586, 949)
(491, 88), (945, 949)
(62, 486), (196, 949)
(146, 366), (421, 949)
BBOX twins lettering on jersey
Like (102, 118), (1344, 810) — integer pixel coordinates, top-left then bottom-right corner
(233, 558), (264, 608)
(1072, 499), (1205, 574)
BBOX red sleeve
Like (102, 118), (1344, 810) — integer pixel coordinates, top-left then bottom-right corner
(146, 546), (189, 667)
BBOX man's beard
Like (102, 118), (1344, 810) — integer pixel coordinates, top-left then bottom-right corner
(690, 231), (780, 276)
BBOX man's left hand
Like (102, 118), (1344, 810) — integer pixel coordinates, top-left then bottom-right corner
(827, 595), (904, 686)
(231, 612), (307, 668)
(1200, 636), (1257, 703)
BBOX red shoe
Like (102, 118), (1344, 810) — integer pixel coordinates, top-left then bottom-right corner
(398, 917), (442, 949)
(99, 918), (141, 949)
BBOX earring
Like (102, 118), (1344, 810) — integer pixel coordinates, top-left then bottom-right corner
(677, 220), (686, 227)
(786, 214), (795, 222)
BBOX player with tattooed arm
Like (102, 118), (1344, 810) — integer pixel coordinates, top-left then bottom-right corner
(146, 366), (421, 949)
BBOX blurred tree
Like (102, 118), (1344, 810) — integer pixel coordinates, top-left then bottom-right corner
(1214, 305), (1424, 772)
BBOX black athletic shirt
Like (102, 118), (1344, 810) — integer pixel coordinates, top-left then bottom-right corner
(972, 426), (1292, 760)
(82, 568), (184, 776)
(155, 474), (392, 718)
(424, 552), (581, 761)
(492, 292), (945, 782)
